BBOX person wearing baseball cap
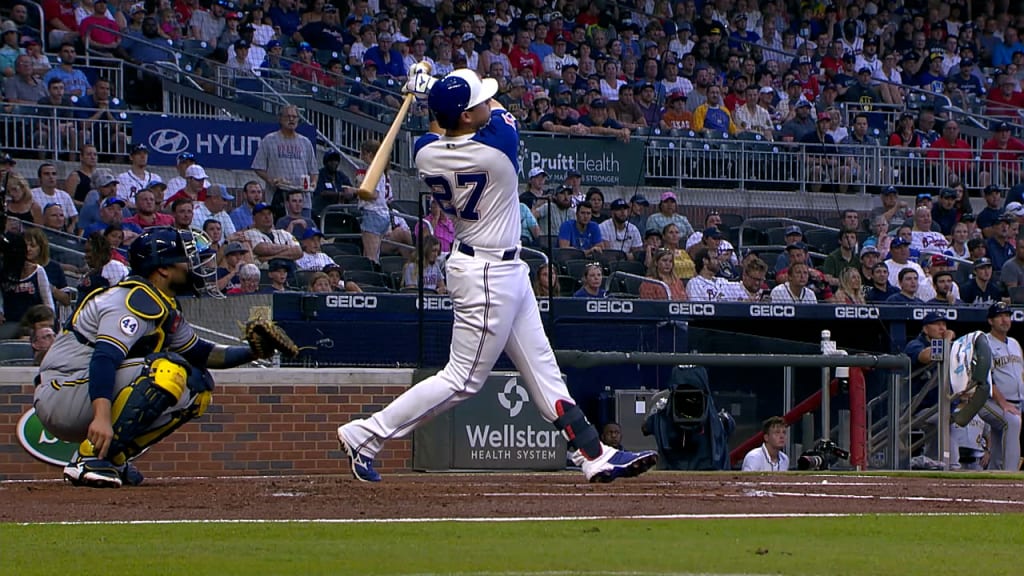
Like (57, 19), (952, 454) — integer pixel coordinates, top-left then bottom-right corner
(216, 241), (251, 292)
(981, 120), (1024, 183)
(884, 235), (926, 288)
(242, 201), (302, 269)
(961, 257), (1006, 304)
(857, 245), (882, 286)
(520, 166), (548, 208)
(978, 301), (1024, 471)
(115, 144), (161, 209)
(75, 169), (120, 234)
(192, 184), (238, 237)
(164, 152), (197, 201)
(598, 198), (643, 254)
(644, 191), (694, 239)
(987, 212), (1018, 270)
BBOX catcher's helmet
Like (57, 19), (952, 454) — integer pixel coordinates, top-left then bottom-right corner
(428, 69), (498, 130)
(129, 227), (219, 296)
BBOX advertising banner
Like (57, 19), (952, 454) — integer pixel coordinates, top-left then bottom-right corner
(518, 134), (644, 187)
(133, 116), (317, 169)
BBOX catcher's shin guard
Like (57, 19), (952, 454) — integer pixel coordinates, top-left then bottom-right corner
(81, 353), (198, 464)
(553, 400), (602, 459)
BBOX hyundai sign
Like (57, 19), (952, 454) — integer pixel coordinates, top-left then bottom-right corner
(133, 117), (317, 170)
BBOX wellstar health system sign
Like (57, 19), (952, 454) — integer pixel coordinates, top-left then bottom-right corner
(519, 134), (644, 187)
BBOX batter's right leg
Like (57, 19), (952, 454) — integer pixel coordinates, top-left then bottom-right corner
(338, 258), (519, 482)
(503, 275), (657, 483)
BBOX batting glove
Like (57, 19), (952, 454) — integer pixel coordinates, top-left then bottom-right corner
(403, 71), (436, 99)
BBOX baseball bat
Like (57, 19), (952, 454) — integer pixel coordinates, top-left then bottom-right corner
(356, 62), (432, 201)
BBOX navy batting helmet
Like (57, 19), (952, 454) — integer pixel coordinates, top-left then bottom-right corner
(129, 227), (219, 296)
(428, 69), (499, 130)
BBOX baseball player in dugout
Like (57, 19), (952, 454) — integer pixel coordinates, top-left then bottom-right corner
(33, 227), (296, 488)
(338, 65), (658, 483)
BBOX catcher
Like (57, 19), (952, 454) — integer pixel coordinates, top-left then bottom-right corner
(34, 227), (297, 488)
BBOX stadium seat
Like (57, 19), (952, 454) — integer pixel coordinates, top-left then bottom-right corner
(564, 259), (598, 281)
(343, 270), (391, 288)
(379, 255), (406, 278)
(553, 247), (585, 263)
(333, 254), (375, 271)
(390, 200), (422, 217)
(557, 275), (580, 294)
(718, 212), (744, 230)
(765, 227), (789, 246)
(322, 241), (362, 258)
(321, 209), (361, 237)
(804, 229), (838, 253)
(610, 260), (647, 277)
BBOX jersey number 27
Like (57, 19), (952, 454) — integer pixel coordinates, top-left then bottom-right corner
(424, 173), (487, 221)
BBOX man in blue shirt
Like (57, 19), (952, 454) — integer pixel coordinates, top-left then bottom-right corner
(985, 214), (1016, 270)
(866, 262), (898, 302)
(558, 201), (603, 257)
(579, 99), (630, 141)
(886, 267), (924, 303)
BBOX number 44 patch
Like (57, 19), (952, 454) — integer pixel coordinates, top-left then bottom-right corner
(119, 316), (140, 336)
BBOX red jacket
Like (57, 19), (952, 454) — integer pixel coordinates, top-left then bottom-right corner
(926, 137), (973, 173)
(982, 136), (1024, 172)
(508, 46), (542, 77)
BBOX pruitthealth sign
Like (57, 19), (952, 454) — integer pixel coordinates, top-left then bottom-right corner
(519, 135), (644, 187)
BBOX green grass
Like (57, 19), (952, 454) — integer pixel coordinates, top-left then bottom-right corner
(3, 515), (1022, 575)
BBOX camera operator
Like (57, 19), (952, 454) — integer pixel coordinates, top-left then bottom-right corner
(742, 416), (790, 472)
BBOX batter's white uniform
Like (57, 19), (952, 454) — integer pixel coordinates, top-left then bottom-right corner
(339, 108), (611, 470)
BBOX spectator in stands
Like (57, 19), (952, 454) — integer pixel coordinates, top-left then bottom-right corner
(42, 0), (80, 47)
(168, 197), (195, 232)
(163, 152), (194, 201)
(910, 206), (950, 254)
(274, 188), (316, 239)
(976, 185), (1006, 237)
(857, 245), (882, 285)
(4, 173), (42, 226)
(63, 145), (99, 207)
(1000, 237), (1024, 295)
(929, 188), (962, 237)
(77, 231), (128, 301)
(645, 192), (693, 237)
(864, 215), (893, 258)
(520, 167), (548, 209)
(535, 184), (573, 236)
(40, 203), (67, 234)
(772, 225), (805, 274)
(661, 223), (697, 282)
(578, 98), (631, 142)
(659, 92), (692, 131)
(919, 254), (959, 303)
(778, 242), (833, 301)
(540, 97), (585, 135)
(364, 32), (405, 79)
(558, 201), (602, 257)
(3, 55), (46, 113)
(192, 184), (238, 238)
(733, 84), (772, 138)
(290, 227), (330, 272)
(986, 74), (1024, 122)
(927, 119), (974, 181)
(686, 248), (726, 301)
(312, 150), (354, 215)
(721, 257), (769, 302)
(692, 84), (737, 135)
(780, 99), (815, 142)
(190, 0), (226, 46)
(885, 236), (926, 287)
(289, 42), (323, 83)
(599, 199), (643, 257)
(401, 235), (446, 294)
(838, 113), (878, 194)
(925, 269), (962, 305)
(73, 77), (127, 156)
(24, 227), (70, 310)
(886, 267), (923, 304)
(635, 81), (663, 128)
(865, 262), (898, 302)
(83, 197), (141, 242)
(116, 144), (161, 209)
(31, 164), (76, 234)
(981, 122), (1024, 186)
(961, 258), (1006, 304)
(76, 168), (118, 234)
(530, 262), (559, 299)
(572, 262), (606, 299)
(770, 261), (817, 303)
(888, 112), (923, 149)
(0, 236), (53, 338)
(244, 202), (302, 267)
(252, 104), (318, 218)
(230, 181), (265, 232)
(225, 263), (263, 295)
(626, 194), (651, 235)
(79, 0), (119, 53)
(35, 78), (77, 155)
(639, 248), (687, 301)
(42, 43), (90, 98)
(822, 229), (861, 287)
(986, 215), (1016, 270)
(264, 258), (292, 292)
(124, 188), (173, 230)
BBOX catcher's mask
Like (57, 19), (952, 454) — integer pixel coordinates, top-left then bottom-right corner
(130, 227), (221, 297)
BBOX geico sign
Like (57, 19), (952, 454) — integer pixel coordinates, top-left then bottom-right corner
(834, 306), (880, 319)
(324, 294), (378, 309)
(586, 300), (634, 314)
(415, 296), (453, 310)
(912, 308), (957, 321)
(668, 303), (716, 316)
(749, 304), (796, 317)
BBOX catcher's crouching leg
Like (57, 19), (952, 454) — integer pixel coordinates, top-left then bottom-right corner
(80, 353), (214, 472)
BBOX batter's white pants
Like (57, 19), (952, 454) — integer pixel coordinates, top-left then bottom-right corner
(979, 398), (1022, 471)
(340, 249), (575, 457)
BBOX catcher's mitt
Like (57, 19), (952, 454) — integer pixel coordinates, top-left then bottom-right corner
(244, 317), (299, 359)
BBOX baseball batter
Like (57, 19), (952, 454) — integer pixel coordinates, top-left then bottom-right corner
(979, 302), (1023, 471)
(34, 228), (277, 488)
(338, 67), (657, 483)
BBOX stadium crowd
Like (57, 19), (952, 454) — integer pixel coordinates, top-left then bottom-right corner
(4, 0), (1024, 312)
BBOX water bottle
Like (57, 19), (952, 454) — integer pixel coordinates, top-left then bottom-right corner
(821, 329), (835, 355)
(272, 351), (281, 368)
